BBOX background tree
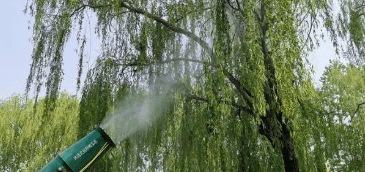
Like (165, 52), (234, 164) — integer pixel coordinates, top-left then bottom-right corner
(337, 0), (365, 64)
(316, 61), (365, 171)
(0, 93), (79, 171)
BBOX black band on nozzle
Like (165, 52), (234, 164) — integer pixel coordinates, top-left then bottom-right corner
(95, 126), (116, 147)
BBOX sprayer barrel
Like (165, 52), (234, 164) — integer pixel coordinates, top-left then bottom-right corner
(39, 126), (115, 172)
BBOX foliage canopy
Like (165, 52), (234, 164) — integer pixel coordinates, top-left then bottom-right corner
(11, 0), (365, 171)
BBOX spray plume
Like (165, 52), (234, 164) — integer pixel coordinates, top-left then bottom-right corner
(100, 80), (175, 144)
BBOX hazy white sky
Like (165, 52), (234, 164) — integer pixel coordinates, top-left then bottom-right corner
(0, 1), (340, 100)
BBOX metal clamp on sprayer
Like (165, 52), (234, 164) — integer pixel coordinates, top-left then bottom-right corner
(39, 126), (115, 172)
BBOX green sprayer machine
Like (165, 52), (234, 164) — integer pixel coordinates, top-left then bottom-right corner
(39, 126), (115, 172)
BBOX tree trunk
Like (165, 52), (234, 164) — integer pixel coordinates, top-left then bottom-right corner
(257, 1), (300, 170)
(239, 126), (246, 171)
(280, 118), (299, 172)
(259, 110), (299, 171)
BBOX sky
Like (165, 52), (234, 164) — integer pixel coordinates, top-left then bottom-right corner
(0, 1), (98, 100)
(0, 1), (342, 100)
(0, 1), (33, 100)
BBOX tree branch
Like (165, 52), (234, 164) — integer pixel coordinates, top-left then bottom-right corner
(121, 57), (210, 67)
(174, 6), (214, 23)
(226, 0), (244, 16)
(351, 102), (365, 122)
(70, 4), (113, 17)
(120, 1), (212, 53)
(222, 68), (254, 108)
(186, 94), (255, 117)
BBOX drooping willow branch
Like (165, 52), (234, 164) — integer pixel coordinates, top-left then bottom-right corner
(77, 1), (255, 116)
(117, 1), (255, 112)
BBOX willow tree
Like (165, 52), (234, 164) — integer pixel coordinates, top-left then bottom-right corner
(25, 0), (337, 171)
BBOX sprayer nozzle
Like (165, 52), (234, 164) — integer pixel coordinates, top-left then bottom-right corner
(97, 126), (116, 147)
